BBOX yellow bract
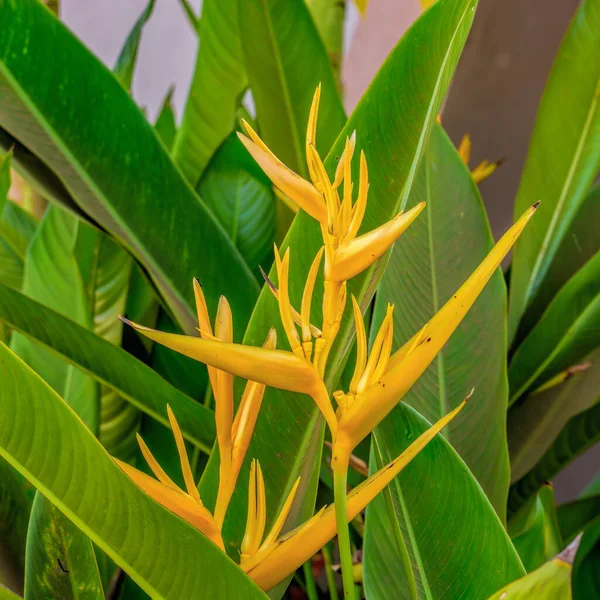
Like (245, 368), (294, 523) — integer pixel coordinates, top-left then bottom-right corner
(458, 133), (502, 184)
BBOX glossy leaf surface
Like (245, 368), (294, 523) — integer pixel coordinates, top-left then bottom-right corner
(508, 0), (600, 342)
(363, 403), (524, 599)
(373, 124), (509, 516)
(0, 0), (259, 333)
(0, 342), (267, 599)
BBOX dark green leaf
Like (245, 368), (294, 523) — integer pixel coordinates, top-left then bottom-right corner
(0, 0), (259, 333)
(0, 282), (216, 453)
(154, 88), (176, 151)
(508, 0), (600, 343)
(197, 133), (275, 274)
(572, 520), (600, 600)
(0, 148), (10, 215)
(199, 0), (482, 566)
(172, 0), (247, 184)
(373, 124), (509, 517)
(24, 494), (104, 600)
(557, 493), (600, 544)
(508, 397), (600, 516)
(0, 342), (267, 599)
(508, 252), (600, 404)
(508, 349), (600, 482)
(363, 403), (524, 599)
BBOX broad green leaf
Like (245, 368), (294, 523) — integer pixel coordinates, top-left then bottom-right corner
(172, 0), (247, 185)
(557, 493), (600, 544)
(0, 586), (20, 600)
(0, 282), (216, 453)
(373, 124), (509, 517)
(11, 206), (99, 432)
(0, 231), (23, 291)
(197, 133), (275, 274)
(154, 88), (176, 151)
(508, 484), (562, 572)
(75, 226), (140, 461)
(0, 457), (32, 586)
(199, 0), (482, 565)
(508, 349), (600, 482)
(0, 149), (10, 215)
(239, 0), (346, 178)
(572, 519), (600, 599)
(508, 0), (600, 343)
(508, 397), (600, 516)
(0, 0), (259, 333)
(24, 494), (104, 600)
(363, 403), (525, 600)
(0, 342), (267, 599)
(113, 0), (156, 91)
(582, 471), (600, 496)
(1, 202), (38, 262)
(508, 251), (600, 404)
(487, 558), (572, 600)
(517, 183), (600, 343)
(305, 0), (345, 79)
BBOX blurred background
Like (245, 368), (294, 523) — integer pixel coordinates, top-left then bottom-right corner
(58, 0), (596, 502)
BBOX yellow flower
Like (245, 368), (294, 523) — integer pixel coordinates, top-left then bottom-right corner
(458, 133), (503, 184)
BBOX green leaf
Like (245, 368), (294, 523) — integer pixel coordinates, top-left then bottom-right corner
(0, 282), (216, 454)
(363, 403), (525, 600)
(0, 0), (259, 333)
(0, 148), (11, 215)
(557, 493), (600, 544)
(508, 0), (600, 343)
(24, 494), (104, 600)
(517, 183), (600, 343)
(0, 342), (267, 599)
(508, 251), (600, 404)
(172, 0), (247, 185)
(197, 133), (275, 274)
(508, 484), (563, 573)
(10, 206), (99, 432)
(199, 0), (482, 564)
(154, 88), (176, 151)
(508, 397), (600, 516)
(572, 519), (600, 600)
(508, 349), (600, 482)
(487, 558), (572, 600)
(373, 124), (509, 517)
(1, 202), (38, 262)
(113, 0), (156, 91)
(0, 586), (21, 600)
(239, 0), (346, 177)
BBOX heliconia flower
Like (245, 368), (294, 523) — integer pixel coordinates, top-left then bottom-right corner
(331, 203), (539, 462)
(458, 133), (502, 185)
(114, 406), (224, 550)
(242, 398), (468, 590)
(531, 361), (592, 395)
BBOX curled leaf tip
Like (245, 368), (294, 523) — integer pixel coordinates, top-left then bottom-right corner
(532, 200), (541, 209)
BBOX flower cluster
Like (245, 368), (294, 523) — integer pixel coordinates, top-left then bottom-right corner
(116, 86), (537, 592)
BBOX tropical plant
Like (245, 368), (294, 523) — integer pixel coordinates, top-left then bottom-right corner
(0, 0), (598, 599)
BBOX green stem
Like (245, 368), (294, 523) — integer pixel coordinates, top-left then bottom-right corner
(333, 463), (356, 600)
(303, 559), (319, 600)
(322, 543), (340, 600)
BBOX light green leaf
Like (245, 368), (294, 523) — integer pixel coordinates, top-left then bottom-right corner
(199, 0), (481, 567)
(0, 0), (259, 333)
(373, 124), (509, 517)
(363, 403), (524, 599)
(154, 88), (176, 151)
(508, 349), (600, 482)
(0, 282), (215, 454)
(508, 0), (600, 343)
(0, 342), (267, 599)
(508, 251), (600, 404)
(172, 0), (247, 185)
(24, 494), (104, 600)
(0, 148), (11, 215)
(113, 0), (156, 91)
(0, 585), (21, 600)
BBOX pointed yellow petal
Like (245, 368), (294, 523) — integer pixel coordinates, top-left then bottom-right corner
(341, 205), (539, 450)
(329, 202), (425, 282)
(122, 318), (322, 395)
(357, 304), (394, 393)
(277, 250), (302, 352)
(345, 151), (368, 241)
(167, 406), (201, 503)
(471, 159), (501, 184)
(349, 296), (367, 395)
(136, 433), (180, 493)
(306, 144), (337, 228)
(301, 247), (324, 342)
(333, 131), (356, 190)
(238, 131), (327, 224)
(371, 307), (395, 384)
(306, 85), (321, 182)
(244, 400), (467, 590)
(193, 279), (219, 395)
(261, 477), (301, 550)
(255, 462), (267, 552)
(353, 0), (369, 16)
(241, 460), (258, 559)
(532, 362), (592, 395)
(114, 458), (224, 550)
(457, 133), (471, 165)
